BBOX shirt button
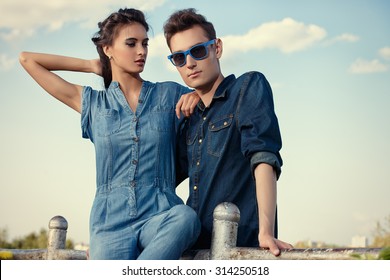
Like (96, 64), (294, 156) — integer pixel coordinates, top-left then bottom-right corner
(203, 117), (206, 121)
(133, 137), (139, 142)
(132, 160), (138, 165)
(224, 121), (228, 126)
(198, 139), (202, 144)
(193, 185), (198, 191)
(196, 161), (200, 166)
(133, 117), (138, 122)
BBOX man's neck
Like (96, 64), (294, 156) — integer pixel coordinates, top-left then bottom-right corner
(196, 74), (225, 107)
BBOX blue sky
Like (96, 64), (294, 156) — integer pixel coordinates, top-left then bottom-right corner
(1, 0), (389, 247)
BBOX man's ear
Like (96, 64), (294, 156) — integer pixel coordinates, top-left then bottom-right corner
(215, 38), (223, 59)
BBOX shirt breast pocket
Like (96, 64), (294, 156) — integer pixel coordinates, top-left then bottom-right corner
(96, 109), (121, 137)
(150, 106), (174, 132)
(207, 114), (233, 157)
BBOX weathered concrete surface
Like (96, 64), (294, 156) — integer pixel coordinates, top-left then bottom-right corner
(0, 249), (87, 260)
(211, 247), (383, 260)
(184, 247), (383, 260)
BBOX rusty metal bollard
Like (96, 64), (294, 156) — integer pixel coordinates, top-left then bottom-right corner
(210, 202), (240, 259)
(46, 216), (68, 260)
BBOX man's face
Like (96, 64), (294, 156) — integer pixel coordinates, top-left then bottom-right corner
(169, 25), (221, 91)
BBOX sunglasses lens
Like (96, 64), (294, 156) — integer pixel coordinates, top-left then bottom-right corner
(190, 45), (207, 59)
(172, 53), (185, 66)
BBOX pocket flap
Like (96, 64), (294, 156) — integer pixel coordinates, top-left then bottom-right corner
(209, 115), (233, 132)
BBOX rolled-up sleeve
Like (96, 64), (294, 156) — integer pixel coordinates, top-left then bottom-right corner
(250, 151), (282, 179)
(237, 72), (283, 179)
(81, 86), (94, 141)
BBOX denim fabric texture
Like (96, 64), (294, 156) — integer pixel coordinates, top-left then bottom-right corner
(81, 81), (200, 259)
(180, 72), (283, 249)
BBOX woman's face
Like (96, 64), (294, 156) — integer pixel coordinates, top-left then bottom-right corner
(105, 22), (149, 75)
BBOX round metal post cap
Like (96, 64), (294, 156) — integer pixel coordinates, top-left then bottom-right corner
(213, 202), (240, 223)
(48, 216), (68, 230)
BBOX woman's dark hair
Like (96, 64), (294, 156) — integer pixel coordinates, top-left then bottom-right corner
(92, 8), (149, 88)
(163, 8), (216, 49)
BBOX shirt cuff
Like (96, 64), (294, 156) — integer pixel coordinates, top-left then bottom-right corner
(250, 151), (282, 180)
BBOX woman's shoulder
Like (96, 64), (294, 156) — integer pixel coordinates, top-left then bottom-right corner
(147, 81), (192, 96)
(152, 81), (189, 90)
(82, 85), (107, 95)
(81, 85), (111, 109)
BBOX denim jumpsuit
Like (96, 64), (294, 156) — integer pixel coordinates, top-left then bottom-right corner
(81, 81), (200, 259)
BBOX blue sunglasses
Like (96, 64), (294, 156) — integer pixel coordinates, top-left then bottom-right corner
(168, 39), (216, 67)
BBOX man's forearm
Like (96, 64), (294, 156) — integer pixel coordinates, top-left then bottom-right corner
(254, 163), (277, 238)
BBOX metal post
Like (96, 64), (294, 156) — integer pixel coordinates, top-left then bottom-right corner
(46, 216), (68, 260)
(210, 202), (240, 259)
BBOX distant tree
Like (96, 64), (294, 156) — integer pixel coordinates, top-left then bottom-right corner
(66, 239), (75, 249)
(293, 241), (307, 248)
(371, 214), (390, 247)
(293, 240), (340, 248)
(15, 228), (48, 249)
(0, 228), (12, 248)
(0, 228), (74, 249)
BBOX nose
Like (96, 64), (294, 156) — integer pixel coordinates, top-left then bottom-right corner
(185, 53), (196, 68)
(138, 44), (147, 56)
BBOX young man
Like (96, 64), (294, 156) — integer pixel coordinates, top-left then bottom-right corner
(165, 9), (292, 256)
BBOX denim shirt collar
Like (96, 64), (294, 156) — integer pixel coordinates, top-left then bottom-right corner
(197, 74), (236, 111)
(108, 81), (119, 89)
(108, 80), (151, 89)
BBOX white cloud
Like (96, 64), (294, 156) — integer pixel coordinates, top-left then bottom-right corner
(148, 33), (170, 57)
(349, 58), (388, 74)
(147, 33), (179, 73)
(0, 0), (166, 42)
(0, 53), (17, 71)
(335, 33), (359, 42)
(0, 28), (35, 42)
(379, 47), (390, 60)
(327, 33), (359, 44)
(221, 17), (327, 57)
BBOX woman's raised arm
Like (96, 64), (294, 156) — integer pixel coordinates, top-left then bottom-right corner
(19, 52), (101, 113)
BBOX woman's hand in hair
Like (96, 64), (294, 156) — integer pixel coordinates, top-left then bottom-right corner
(90, 59), (102, 76)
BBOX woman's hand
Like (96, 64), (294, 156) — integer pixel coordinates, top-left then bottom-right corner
(90, 59), (102, 76)
(175, 91), (200, 119)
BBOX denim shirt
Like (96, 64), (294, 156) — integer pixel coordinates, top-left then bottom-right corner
(181, 72), (282, 249)
(81, 81), (190, 224)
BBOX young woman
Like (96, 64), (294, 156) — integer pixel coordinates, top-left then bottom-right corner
(19, 8), (200, 260)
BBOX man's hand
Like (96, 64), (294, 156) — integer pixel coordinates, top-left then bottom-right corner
(259, 234), (293, 256)
(175, 92), (200, 119)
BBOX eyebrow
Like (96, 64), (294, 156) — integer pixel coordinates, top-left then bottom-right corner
(125, 37), (149, 42)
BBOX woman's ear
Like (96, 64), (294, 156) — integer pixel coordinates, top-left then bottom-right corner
(215, 38), (223, 59)
(103, 45), (112, 60)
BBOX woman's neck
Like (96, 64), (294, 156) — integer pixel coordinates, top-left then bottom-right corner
(113, 72), (144, 112)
